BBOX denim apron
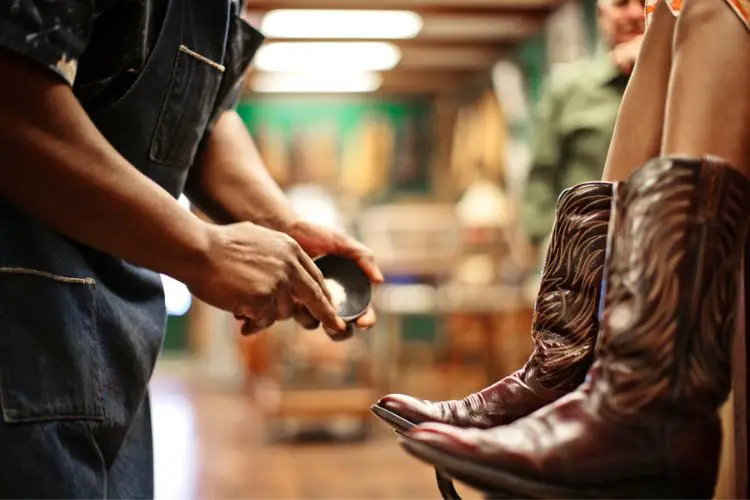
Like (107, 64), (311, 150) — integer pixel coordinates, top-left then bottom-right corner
(0, 0), (262, 497)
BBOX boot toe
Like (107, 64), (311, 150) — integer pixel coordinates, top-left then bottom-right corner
(375, 394), (436, 425)
(407, 422), (479, 455)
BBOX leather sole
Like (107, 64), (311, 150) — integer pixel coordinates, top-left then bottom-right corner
(369, 404), (417, 433)
(399, 435), (696, 499)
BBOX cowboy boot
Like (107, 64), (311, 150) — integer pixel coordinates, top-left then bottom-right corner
(400, 156), (750, 499)
(371, 181), (614, 433)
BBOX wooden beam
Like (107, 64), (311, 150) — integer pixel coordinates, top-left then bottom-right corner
(382, 70), (476, 89)
(244, 69), (478, 86)
(398, 45), (504, 68)
(243, 67), (482, 96)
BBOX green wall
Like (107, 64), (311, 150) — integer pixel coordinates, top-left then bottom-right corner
(236, 96), (434, 199)
(237, 98), (430, 138)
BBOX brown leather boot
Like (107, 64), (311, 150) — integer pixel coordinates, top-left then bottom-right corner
(371, 181), (614, 433)
(400, 156), (750, 499)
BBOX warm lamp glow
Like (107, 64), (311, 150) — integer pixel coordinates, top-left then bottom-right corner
(254, 42), (401, 72)
(260, 9), (423, 39)
(251, 71), (382, 93)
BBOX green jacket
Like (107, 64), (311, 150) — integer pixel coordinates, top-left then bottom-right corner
(522, 52), (628, 245)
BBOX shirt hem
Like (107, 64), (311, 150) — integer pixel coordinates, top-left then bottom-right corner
(0, 22), (77, 85)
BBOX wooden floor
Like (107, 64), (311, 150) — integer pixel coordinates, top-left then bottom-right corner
(150, 366), (482, 499)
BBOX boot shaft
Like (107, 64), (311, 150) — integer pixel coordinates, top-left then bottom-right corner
(527, 182), (614, 390)
(598, 156), (750, 415)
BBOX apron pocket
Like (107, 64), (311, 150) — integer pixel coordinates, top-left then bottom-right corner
(0, 268), (104, 423)
(149, 44), (224, 169)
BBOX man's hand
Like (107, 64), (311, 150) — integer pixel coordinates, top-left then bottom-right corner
(610, 34), (644, 75)
(186, 222), (349, 336)
(287, 220), (384, 340)
(186, 112), (382, 339)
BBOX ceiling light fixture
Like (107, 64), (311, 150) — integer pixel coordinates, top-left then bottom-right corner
(254, 41), (401, 72)
(260, 9), (423, 39)
(251, 71), (383, 94)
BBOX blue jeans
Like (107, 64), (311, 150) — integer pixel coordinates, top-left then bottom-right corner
(0, 392), (154, 498)
(0, 263), (162, 499)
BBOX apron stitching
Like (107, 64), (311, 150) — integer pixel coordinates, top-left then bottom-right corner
(0, 267), (95, 285)
(178, 44), (226, 72)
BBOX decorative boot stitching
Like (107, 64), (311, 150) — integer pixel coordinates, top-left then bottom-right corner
(437, 392), (487, 426)
(526, 182), (613, 391)
(427, 182), (614, 426)
(597, 157), (750, 416)
(681, 161), (749, 407)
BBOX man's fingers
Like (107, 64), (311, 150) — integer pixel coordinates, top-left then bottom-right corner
(295, 245), (333, 302)
(290, 262), (347, 333)
(324, 323), (354, 342)
(240, 313), (276, 336)
(275, 283), (295, 320)
(354, 252), (384, 283)
(292, 303), (320, 330)
(332, 234), (384, 284)
(237, 301), (277, 336)
(354, 306), (377, 330)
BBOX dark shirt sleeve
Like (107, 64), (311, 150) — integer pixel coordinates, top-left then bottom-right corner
(219, 17), (264, 113)
(0, 0), (94, 85)
(218, 1), (263, 114)
(205, 13), (263, 132)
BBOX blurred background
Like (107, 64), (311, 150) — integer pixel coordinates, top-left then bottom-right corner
(152, 0), (738, 498)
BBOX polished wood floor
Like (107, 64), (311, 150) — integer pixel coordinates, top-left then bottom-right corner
(150, 365), (482, 499)
(149, 359), (742, 499)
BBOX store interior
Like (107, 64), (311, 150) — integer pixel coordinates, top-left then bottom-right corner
(151, 1), (742, 498)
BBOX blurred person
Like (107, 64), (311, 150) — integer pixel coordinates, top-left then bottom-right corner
(370, 0), (644, 441)
(0, 0), (381, 498)
(396, 0), (750, 497)
(522, 0), (645, 248)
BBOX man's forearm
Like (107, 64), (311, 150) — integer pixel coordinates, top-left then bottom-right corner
(0, 51), (211, 284)
(185, 110), (299, 233)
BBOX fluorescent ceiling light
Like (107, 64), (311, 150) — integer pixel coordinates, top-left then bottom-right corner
(254, 42), (401, 72)
(251, 71), (382, 93)
(261, 9), (423, 39)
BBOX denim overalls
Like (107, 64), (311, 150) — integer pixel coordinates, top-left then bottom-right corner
(0, 0), (262, 497)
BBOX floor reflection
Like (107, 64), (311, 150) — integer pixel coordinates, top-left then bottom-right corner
(152, 378), (199, 500)
(150, 361), (481, 499)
